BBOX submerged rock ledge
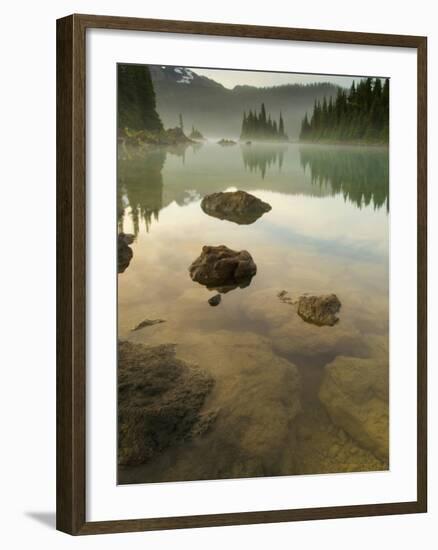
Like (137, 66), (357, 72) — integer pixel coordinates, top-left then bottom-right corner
(319, 355), (389, 463)
(118, 340), (216, 466)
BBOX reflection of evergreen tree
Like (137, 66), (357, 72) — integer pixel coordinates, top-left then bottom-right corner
(118, 150), (166, 234)
(118, 64), (163, 132)
(241, 104), (288, 141)
(300, 78), (389, 144)
(241, 145), (286, 179)
(299, 146), (389, 211)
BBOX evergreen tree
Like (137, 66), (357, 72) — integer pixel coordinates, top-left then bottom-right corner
(279, 112), (285, 138)
(261, 103), (267, 125)
(118, 64), (163, 132)
(240, 104), (288, 141)
(299, 78), (389, 143)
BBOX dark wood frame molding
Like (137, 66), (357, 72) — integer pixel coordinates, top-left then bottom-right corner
(57, 13), (427, 535)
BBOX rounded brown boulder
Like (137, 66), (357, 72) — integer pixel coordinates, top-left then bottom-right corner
(201, 190), (271, 225)
(297, 293), (341, 326)
(189, 245), (257, 293)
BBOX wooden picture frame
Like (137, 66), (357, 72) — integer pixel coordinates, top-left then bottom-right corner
(57, 13), (427, 535)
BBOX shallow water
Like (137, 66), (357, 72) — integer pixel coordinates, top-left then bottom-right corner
(117, 141), (389, 484)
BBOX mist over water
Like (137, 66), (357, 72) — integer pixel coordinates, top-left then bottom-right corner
(117, 141), (389, 483)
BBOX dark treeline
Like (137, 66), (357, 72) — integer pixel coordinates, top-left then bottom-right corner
(300, 146), (389, 211)
(118, 64), (163, 132)
(300, 78), (389, 143)
(240, 104), (288, 141)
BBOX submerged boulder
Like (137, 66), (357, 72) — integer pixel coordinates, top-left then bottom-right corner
(118, 233), (134, 274)
(319, 355), (389, 462)
(189, 245), (257, 293)
(201, 190), (272, 225)
(118, 340), (215, 466)
(297, 294), (341, 326)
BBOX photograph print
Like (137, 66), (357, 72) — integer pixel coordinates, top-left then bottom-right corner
(116, 63), (389, 485)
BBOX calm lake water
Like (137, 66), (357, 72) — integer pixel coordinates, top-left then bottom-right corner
(117, 141), (389, 484)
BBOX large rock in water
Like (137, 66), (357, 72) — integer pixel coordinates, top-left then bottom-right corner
(189, 245), (257, 293)
(118, 340), (215, 466)
(319, 355), (389, 462)
(201, 190), (271, 225)
(297, 294), (341, 326)
(118, 233), (134, 274)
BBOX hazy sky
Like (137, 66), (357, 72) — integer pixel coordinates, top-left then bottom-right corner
(192, 68), (358, 89)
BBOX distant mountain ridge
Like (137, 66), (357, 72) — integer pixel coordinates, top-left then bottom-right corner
(149, 65), (341, 139)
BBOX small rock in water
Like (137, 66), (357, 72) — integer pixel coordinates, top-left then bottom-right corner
(277, 289), (296, 305)
(132, 319), (166, 332)
(208, 294), (222, 307)
(297, 293), (341, 326)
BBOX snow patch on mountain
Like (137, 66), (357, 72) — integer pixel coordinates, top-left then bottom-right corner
(175, 68), (194, 84)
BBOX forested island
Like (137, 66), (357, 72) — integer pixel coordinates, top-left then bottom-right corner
(240, 104), (288, 142)
(300, 78), (389, 144)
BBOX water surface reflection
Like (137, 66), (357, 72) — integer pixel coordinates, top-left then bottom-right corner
(117, 142), (389, 483)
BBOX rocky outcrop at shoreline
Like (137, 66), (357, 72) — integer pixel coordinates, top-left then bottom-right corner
(119, 126), (193, 148)
(201, 190), (272, 225)
(189, 245), (257, 293)
(118, 340), (216, 466)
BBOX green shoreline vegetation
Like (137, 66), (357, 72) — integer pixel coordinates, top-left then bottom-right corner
(300, 78), (389, 145)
